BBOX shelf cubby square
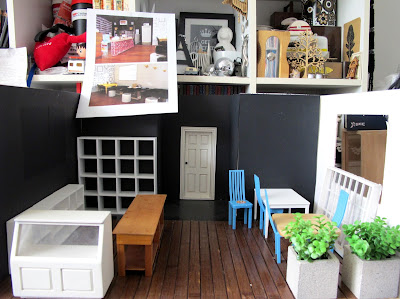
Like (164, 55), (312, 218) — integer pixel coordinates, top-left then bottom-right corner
(84, 159), (97, 174)
(84, 177), (97, 191)
(101, 178), (116, 192)
(138, 179), (154, 192)
(100, 140), (115, 156)
(101, 159), (115, 174)
(138, 160), (154, 174)
(138, 140), (154, 156)
(120, 197), (134, 209)
(119, 160), (134, 174)
(83, 139), (97, 156)
(119, 140), (135, 156)
(85, 196), (99, 209)
(120, 178), (135, 192)
(102, 196), (117, 209)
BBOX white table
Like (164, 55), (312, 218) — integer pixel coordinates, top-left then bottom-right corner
(253, 188), (310, 238)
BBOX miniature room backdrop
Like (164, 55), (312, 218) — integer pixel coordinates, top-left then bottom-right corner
(0, 86), (320, 280)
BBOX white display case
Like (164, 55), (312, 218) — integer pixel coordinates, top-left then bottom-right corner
(10, 210), (114, 298)
(6, 184), (84, 268)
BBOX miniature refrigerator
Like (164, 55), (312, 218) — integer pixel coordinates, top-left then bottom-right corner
(10, 210), (114, 298)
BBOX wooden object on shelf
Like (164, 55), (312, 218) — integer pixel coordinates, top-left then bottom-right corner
(343, 18), (361, 62)
(311, 26), (341, 60)
(257, 30), (290, 78)
(113, 194), (166, 277)
(346, 56), (359, 79)
(341, 128), (387, 184)
(288, 30), (327, 78)
(222, 0), (248, 19)
(324, 61), (343, 79)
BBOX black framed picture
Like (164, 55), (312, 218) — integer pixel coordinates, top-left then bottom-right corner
(179, 12), (235, 52)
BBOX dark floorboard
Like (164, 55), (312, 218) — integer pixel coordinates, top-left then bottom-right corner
(2, 217), (356, 299)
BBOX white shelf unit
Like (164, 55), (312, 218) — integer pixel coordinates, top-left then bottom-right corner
(77, 136), (157, 214)
(6, 0), (370, 94)
(10, 210), (114, 298)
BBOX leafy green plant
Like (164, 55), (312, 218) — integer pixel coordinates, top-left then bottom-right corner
(342, 216), (400, 260)
(284, 213), (339, 262)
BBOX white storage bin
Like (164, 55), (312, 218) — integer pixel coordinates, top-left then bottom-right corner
(10, 210), (113, 298)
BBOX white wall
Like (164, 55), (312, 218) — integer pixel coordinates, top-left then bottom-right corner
(0, 0), (6, 9)
(374, 0), (400, 90)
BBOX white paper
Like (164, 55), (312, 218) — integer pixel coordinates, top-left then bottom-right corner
(0, 47), (28, 88)
(119, 65), (137, 80)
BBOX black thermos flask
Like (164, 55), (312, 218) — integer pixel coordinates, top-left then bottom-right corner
(71, 0), (93, 36)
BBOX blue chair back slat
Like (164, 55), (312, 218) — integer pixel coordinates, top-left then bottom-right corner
(332, 189), (349, 227)
(254, 174), (279, 235)
(254, 175), (265, 213)
(230, 170), (246, 202)
(263, 189), (279, 235)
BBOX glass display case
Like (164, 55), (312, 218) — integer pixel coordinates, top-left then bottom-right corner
(10, 210), (113, 298)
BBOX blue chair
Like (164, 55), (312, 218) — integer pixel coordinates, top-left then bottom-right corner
(228, 170), (253, 229)
(254, 174), (283, 237)
(255, 174), (350, 263)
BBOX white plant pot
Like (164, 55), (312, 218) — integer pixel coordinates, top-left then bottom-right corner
(286, 246), (340, 299)
(342, 245), (400, 299)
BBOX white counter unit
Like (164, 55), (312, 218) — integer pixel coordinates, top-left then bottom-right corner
(10, 210), (114, 298)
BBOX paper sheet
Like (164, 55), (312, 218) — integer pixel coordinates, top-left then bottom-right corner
(0, 47), (28, 88)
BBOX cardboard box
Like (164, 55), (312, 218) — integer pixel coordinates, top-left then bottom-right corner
(324, 62), (342, 79)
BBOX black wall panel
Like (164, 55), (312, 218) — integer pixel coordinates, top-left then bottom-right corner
(161, 95), (239, 202)
(0, 86), (79, 280)
(238, 94), (320, 207)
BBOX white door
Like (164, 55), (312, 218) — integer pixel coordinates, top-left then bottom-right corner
(180, 127), (217, 200)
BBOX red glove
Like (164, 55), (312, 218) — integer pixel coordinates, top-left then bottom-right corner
(34, 32), (86, 71)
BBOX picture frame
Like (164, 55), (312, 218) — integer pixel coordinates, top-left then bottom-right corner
(179, 12), (235, 53)
(76, 9), (178, 118)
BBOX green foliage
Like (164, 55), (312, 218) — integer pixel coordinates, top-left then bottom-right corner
(283, 213), (339, 262)
(342, 216), (400, 260)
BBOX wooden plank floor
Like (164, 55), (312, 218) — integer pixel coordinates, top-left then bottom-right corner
(1, 220), (356, 299)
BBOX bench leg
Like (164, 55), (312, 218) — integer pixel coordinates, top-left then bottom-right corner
(117, 244), (126, 276)
(145, 244), (153, 276)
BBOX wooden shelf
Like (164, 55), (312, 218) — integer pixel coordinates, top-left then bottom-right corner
(177, 75), (250, 85)
(32, 74), (85, 83)
(256, 78), (362, 89)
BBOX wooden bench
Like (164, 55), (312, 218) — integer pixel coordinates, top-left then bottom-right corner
(112, 194), (166, 276)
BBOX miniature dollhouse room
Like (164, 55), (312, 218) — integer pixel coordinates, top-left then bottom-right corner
(2, 0), (400, 298)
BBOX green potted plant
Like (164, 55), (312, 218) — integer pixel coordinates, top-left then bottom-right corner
(283, 213), (340, 299)
(342, 216), (400, 299)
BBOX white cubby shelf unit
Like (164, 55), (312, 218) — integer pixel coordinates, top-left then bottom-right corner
(77, 136), (157, 214)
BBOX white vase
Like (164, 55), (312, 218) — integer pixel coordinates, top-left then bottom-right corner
(286, 246), (340, 299)
(342, 245), (400, 299)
